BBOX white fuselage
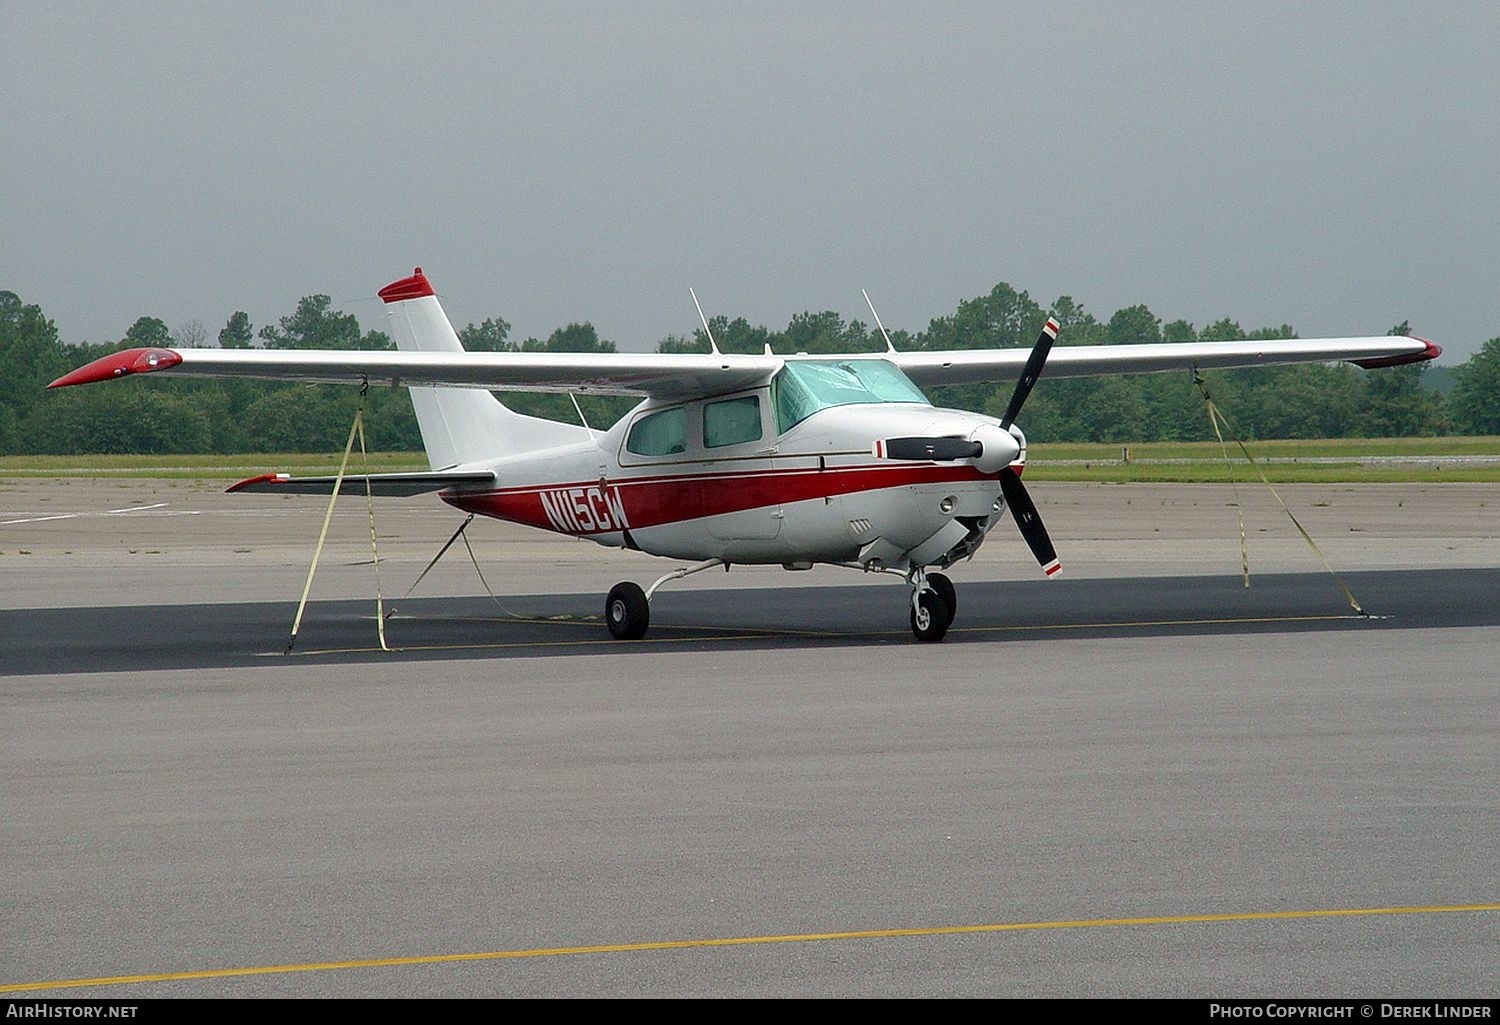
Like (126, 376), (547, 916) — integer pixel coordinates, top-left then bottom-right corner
(442, 384), (1017, 573)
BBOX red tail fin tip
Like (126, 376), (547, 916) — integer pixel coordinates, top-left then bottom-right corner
(378, 267), (435, 303)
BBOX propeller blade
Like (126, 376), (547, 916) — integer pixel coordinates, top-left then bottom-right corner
(999, 467), (1060, 577)
(876, 437), (984, 461)
(998, 316), (1060, 429)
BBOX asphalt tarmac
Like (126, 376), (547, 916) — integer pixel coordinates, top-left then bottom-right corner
(2, 480), (1497, 998)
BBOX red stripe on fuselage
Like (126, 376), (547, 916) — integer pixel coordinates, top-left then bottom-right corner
(443, 463), (995, 535)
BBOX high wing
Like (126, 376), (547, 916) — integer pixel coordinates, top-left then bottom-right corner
(887, 335), (1441, 387)
(47, 345), (781, 400)
(48, 265), (1438, 399)
(47, 333), (1438, 398)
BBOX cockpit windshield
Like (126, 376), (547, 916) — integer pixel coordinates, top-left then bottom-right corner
(771, 359), (930, 434)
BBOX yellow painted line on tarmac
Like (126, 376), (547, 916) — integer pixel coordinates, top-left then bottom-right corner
(261, 612), (1376, 657)
(5, 903), (1495, 993)
(405, 613), (862, 640)
(271, 632), (797, 657)
(950, 612), (1372, 634)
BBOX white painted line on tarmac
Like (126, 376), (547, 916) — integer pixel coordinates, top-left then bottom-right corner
(4, 503), (199, 525)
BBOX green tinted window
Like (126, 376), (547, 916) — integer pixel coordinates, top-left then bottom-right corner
(704, 395), (762, 448)
(626, 406), (688, 456)
(772, 359), (929, 433)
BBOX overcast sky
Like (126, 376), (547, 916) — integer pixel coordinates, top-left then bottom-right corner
(4, 2), (1497, 362)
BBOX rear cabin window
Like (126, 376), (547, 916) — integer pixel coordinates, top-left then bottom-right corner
(625, 406), (687, 456)
(704, 395), (762, 449)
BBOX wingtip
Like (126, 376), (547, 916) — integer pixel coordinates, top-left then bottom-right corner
(226, 472), (290, 493)
(1352, 337), (1443, 369)
(48, 347), (183, 388)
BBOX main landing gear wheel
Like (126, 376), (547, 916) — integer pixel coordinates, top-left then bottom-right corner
(910, 589), (951, 643)
(927, 572), (957, 626)
(606, 581), (649, 640)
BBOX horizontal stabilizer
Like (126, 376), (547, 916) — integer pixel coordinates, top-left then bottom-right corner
(227, 470), (497, 496)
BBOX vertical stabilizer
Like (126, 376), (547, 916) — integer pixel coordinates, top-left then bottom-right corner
(378, 268), (587, 469)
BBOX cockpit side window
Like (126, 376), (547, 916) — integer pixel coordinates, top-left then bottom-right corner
(625, 406), (687, 456)
(704, 395), (763, 449)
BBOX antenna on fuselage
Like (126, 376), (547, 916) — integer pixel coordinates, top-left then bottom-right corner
(689, 287), (722, 355)
(568, 392), (597, 438)
(862, 289), (898, 354)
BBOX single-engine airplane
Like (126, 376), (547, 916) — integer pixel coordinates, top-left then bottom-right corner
(48, 268), (1441, 642)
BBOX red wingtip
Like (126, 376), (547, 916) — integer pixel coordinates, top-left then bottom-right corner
(47, 347), (182, 388)
(1352, 338), (1443, 369)
(377, 267), (435, 303)
(226, 472), (290, 493)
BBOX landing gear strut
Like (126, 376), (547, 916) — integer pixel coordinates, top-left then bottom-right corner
(607, 559), (725, 641)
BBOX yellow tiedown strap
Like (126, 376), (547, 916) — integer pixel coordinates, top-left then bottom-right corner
(286, 382), (392, 654)
(1194, 372), (1366, 617)
(356, 389), (391, 651)
(387, 513), (532, 621)
(390, 513), (476, 615)
(1197, 374), (1252, 589)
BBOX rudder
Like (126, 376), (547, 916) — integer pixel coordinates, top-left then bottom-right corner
(378, 267), (587, 469)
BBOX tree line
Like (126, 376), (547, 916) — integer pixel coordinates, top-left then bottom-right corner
(2, 283), (1497, 456)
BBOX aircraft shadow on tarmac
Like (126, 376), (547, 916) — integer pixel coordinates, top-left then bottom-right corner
(5, 567), (1496, 677)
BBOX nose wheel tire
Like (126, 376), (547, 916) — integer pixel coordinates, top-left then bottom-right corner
(606, 581), (650, 640)
(927, 572), (957, 625)
(910, 589), (952, 643)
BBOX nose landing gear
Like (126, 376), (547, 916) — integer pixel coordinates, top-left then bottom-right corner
(909, 569), (956, 643)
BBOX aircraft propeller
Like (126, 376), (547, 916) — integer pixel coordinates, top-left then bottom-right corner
(998, 317), (1059, 430)
(996, 316), (1060, 576)
(876, 316), (1062, 577)
(875, 437), (983, 461)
